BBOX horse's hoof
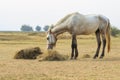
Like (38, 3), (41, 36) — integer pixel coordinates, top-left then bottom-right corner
(99, 56), (103, 59)
(93, 56), (98, 59)
(75, 58), (77, 60)
(93, 57), (96, 59)
(70, 57), (77, 60)
(70, 57), (73, 60)
(74, 57), (77, 60)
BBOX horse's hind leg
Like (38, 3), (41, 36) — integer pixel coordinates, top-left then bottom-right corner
(100, 34), (106, 59)
(93, 29), (101, 59)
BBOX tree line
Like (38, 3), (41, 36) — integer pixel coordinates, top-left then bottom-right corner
(111, 26), (120, 37)
(20, 24), (120, 37)
(20, 25), (49, 32)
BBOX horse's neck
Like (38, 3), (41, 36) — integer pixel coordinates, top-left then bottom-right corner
(52, 25), (67, 37)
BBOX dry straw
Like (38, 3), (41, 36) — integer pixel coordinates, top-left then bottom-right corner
(82, 54), (91, 58)
(37, 49), (69, 61)
(14, 47), (42, 59)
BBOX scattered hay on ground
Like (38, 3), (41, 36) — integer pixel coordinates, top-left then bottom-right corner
(37, 50), (69, 61)
(82, 54), (91, 58)
(14, 47), (42, 59)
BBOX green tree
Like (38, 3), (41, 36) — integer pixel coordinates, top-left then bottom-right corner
(43, 25), (49, 31)
(111, 26), (120, 37)
(35, 25), (41, 31)
(20, 25), (33, 32)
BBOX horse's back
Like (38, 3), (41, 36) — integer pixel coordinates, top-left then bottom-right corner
(68, 13), (100, 35)
(54, 12), (109, 35)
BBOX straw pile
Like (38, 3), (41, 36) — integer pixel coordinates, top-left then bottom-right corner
(82, 54), (91, 58)
(14, 47), (42, 59)
(37, 50), (68, 61)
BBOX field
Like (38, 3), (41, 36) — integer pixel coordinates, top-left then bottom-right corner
(0, 31), (120, 80)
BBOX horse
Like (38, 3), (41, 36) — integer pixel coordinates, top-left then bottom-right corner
(46, 12), (111, 59)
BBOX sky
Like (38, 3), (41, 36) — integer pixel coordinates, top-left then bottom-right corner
(0, 0), (120, 31)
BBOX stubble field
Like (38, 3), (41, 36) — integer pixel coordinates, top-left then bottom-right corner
(0, 31), (120, 80)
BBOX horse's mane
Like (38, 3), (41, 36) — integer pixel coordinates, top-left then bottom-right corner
(49, 12), (79, 30)
(55, 12), (78, 26)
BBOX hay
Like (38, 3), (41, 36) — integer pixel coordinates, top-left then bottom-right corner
(14, 47), (42, 59)
(82, 54), (91, 58)
(37, 50), (68, 61)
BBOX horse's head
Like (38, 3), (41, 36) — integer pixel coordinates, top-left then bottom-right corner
(47, 29), (57, 49)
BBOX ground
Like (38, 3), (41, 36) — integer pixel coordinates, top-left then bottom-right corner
(0, 32), (120, 80)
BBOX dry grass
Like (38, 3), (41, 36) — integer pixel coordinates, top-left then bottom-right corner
(0, 32), (120, 80)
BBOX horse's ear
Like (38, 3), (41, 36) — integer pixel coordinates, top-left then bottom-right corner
(47, 24), (54, 33)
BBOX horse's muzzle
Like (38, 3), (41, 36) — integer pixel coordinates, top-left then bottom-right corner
(47, 44), (53, 49)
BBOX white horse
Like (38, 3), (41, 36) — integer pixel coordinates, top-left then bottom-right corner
(47, 12), (111, 59)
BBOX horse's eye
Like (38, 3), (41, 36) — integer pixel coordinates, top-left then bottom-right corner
(47, 37), (49, 40)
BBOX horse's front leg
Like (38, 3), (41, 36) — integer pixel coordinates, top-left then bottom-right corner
(71, 43), (74, 59)
(75, 45), (78, 59)
(71, 35), (78, 59)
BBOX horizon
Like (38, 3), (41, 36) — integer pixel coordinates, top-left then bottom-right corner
(0, 0), (120, 31)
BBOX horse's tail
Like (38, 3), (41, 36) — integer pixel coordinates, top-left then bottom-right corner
(106, 20), (111, 53)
